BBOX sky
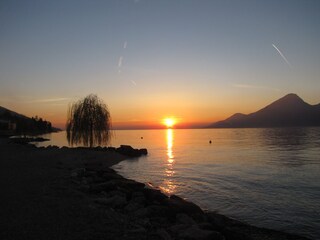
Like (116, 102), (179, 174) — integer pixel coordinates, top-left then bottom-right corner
(0, 0), (320, 129)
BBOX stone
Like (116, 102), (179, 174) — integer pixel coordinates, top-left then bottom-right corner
(94, 195), (127, 208)
(124, 202), (144, 212)
(176, 213), (196, 225)
(139, 148), (148, 155)
(164, 195), (205, 222)
(107, 146), (116, 151)
(131, 191), (145, 199)
(102, 172), (123, 180)
(157, 228), (173, 240)
(197, 222), (214, 231)
(115, 178), (145, 191)
(108, 190), (127, 198)
(133, 205), (170, 219)
(81, 177), (92, 185)
(133, 208), (149, 218)
(90, 181), (117, 193)
(205, 212), (242, 231)
(143, 188), (168, 203)
(116, 145), (148, 157)
(178, 225), (224, 240)
(146, 205), (170, 218)
(128, 226), (147, 234)
(70, 168), (86, 178)
(169, 224), (189, 234)
(94, 146), (103, 151)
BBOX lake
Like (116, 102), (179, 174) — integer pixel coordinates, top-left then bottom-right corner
(37, 128), (320, 239)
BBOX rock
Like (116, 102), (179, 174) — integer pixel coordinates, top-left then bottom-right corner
(130, 191), (146, 205)
(102, 172), (124, 180)
(128, 226), (147, 234)
(178, 225), (224, 240)
(94, 195), (127, 208)
(46, 145), (59, 149)
(132, 207), (147, 217)
(131, 191), (145, 199)
(176, 213), (196, 225)
(108, 190), (127, 198)
(169, 224), (189, 234)
(107, 146), (116, 151)
(146, 205), (170, 218)
(94, 146), (103, 151)
(197, 222), (214, 231)
(71, 168), (86, 178)
(119, 178), (145, 191)
(164, 195), (205, 222)
(77, 185), (90, 193)
(116, 145), (148, 157)
(157, 228), (173, 240)
(81, 177), (93, 185)
(90, 181), (117, 193)
(83, 170), (97, 178)
(124, 202), (144, 212)
(143, 188), (168, 203)
(104, 207), (127, 223)
(139, 148), (148, 155)
(205, 212), (242, 231)
(133, 205), (170, 219)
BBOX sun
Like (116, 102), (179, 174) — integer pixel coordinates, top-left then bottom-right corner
(163, 118), (176, 128)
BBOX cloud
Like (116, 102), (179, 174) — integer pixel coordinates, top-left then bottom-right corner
(232, 83), (280, 92)
(27, 98), (70, 103)
(272, 44), (293, 68)
(0, 97), (70, 104)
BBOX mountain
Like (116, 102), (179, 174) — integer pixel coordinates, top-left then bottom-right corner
(209, 94), (320, 128)
(0, 106), (30, 120)
(0, 105), (60, 134)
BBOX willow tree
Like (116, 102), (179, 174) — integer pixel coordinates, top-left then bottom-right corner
(66, 94), (112, 147)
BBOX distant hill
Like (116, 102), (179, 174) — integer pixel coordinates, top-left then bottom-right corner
(0, 106), (29, 120)
(0, 105), (60, 135)
(209, 94), (320, 128)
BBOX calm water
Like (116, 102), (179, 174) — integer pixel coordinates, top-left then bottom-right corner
(38, 128), (320, 239)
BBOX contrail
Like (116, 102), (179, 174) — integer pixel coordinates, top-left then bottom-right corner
(130, 80), (137, 86)
(123, 41), (127, 49)
(28, 98), (70, 103)
(118, 56), (123, 68)
(272, 44), (292, 68)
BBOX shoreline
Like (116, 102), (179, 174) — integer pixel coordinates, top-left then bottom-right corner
(0, 138), (311, 240)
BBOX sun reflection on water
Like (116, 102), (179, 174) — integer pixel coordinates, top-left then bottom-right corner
(159, 129), (177, 195)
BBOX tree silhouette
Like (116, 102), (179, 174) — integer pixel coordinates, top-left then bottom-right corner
(66, 94), (112, 147)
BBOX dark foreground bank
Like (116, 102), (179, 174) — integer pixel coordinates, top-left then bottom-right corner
(0, 138), (311, 240)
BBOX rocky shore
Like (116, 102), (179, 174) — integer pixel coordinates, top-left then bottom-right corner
(0, 138), (311, 240)
(70, 166), (310, 240)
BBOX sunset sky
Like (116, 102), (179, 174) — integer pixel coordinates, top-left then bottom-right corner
(1, 0), (320, 129)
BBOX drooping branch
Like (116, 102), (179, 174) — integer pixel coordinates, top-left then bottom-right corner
(66, 94), (112, 147)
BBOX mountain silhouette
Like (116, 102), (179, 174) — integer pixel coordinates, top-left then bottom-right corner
(0, 106), (29, 120)
(0, 105), (59, 134)
(209, 94), (320, 128)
